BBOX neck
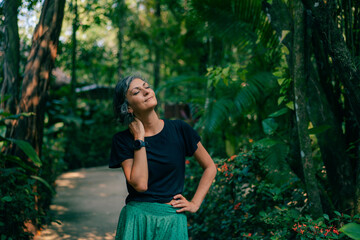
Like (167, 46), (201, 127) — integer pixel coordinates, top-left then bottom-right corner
(135, 110), (163, 136)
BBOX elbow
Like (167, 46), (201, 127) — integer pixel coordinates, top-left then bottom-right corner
(206, 163), (217, 180)
(212, 164), (217, 178)
(133, 183), (148, 192)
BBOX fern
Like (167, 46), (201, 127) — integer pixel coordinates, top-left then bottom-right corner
(254, 138), (293, 185)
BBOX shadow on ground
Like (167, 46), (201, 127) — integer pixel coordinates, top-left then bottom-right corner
(35, 166), (127, 240)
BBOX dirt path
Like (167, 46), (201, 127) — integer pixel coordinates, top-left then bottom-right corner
(35, 166), (127, 240)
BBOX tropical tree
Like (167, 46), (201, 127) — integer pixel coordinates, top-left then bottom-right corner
(264, 0), (360, 215)
(1, 0), (66, 236)
(1, 0), (20, 118)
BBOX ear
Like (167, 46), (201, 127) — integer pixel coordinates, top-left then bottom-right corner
(127, 106), (133, 114)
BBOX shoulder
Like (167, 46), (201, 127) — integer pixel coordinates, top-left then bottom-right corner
(112, 128), (132, 143)
(164, 119), (197, 134)
(164, 119), (190, 132)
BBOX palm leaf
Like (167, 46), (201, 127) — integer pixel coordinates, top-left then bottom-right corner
(5, 138), (42, 167)
(30, 175), (56, 195)
(190, 0), (280, 51)
(199, 98), (235, 133)
(255, 138), (293, 185)
(234, 72), (277, 114)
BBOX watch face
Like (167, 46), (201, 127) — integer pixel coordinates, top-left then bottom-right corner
(134, 140), (141, 148)
(133, 140), (145, 150)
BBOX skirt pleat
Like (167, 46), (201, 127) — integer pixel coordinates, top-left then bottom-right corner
(115, 201), (188, 240)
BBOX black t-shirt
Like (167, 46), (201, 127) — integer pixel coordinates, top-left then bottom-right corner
(109, 119), (201, 204)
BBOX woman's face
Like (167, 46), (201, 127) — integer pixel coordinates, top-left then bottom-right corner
(126, 78), (157, 115)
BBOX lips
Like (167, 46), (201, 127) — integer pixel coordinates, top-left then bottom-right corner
(145, 96), (153, 102)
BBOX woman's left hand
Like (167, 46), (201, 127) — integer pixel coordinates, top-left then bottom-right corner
(170, 194), (200, 213)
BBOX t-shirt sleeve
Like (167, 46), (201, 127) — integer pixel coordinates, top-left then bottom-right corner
(109, 133), (133, 168)
(180, 120), (201, 156)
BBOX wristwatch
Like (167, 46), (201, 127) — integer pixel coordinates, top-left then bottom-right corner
(133, 139), (147, 150)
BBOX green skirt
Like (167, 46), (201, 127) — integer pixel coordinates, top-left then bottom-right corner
(115, 201), (188, 240)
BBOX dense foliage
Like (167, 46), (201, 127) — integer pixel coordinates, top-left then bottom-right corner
(1, 0), (360, 239)
(184, 150), (359, 239)
(0, 112), (56, 239)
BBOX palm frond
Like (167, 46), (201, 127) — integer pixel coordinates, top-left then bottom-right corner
(190, 0), (280, 50)
(234, 71), (277, 114)
(199, 98), (235, 133)
(255, 138), (293, 185)
(156, 75), (207, 103)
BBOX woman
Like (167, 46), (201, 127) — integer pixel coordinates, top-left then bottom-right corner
(110, 75), (217, 240)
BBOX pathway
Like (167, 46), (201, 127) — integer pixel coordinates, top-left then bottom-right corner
(35, 166), (127, 240)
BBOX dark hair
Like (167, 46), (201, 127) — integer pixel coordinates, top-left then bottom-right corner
(113, 74), (146, 125)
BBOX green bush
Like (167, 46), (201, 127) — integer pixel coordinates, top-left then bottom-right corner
(292, 213), (360, 239)
(49, 98), (122, 170)
(184, 145), (359, 239)
(184, 149), (305, 239)
(0, 112), (56, 240)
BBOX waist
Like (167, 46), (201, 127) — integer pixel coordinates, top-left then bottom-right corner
(126, 192), (180, 204)
(126, 201), (179, 215)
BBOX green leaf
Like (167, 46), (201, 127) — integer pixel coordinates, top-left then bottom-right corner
(286, 101), (294, 110)
(0, 153), (37, 172)
(339, 223), (360, 240)
(262, 118), (278, 135)
(1, 95), (11, 103)
(7, 138), (42, 167)
(334, 211), (342, 217)
(225, 139), (235, 157)
(0, 112), (35, 121)
(277, 78), (285, 86)
(323, 214), (329, 221)
(1, 196), (13, 202)
(30, 175), (55, 195)
(308, 125), (331, 135)
(277, 96), (285, 105)
(268, 108), (288, 117)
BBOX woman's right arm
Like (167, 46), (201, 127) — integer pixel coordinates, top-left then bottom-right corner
(121, 118), (148, 192)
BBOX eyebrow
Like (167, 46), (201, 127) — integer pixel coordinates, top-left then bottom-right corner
(130, 82), (148, 92)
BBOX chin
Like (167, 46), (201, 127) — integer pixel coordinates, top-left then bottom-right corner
(148, 97), (157, 105)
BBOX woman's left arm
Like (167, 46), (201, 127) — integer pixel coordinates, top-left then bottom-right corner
(171, 142), (217, 213)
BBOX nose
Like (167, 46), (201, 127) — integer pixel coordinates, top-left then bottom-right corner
(143, 88), (150, 95)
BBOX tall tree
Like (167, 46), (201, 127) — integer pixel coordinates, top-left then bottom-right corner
(301, 0), (360, 128)
(10, 0), (66, 159)
(264, 0), (359, 215)
(116, 0), (125, 79)
(293, 0), (323, 218)
(153, 0), (161, 89)
(1, 0), (20, 116)
(70, 0), (78, 112)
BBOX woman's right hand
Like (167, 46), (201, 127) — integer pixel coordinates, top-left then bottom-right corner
(129, 117), (145, 140)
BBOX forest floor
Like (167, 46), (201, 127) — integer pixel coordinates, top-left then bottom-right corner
(35, 166), (127, 240)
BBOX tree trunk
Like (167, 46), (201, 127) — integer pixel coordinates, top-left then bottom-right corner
(11, 0), (66, 158)
(117, 0), (125, 79)
(153, 0), (161, 89)
(301, 0), (360, 128)
(293, 0), (323, 218)
(70, 0), (78, 112)
(1, 0), (20, 116)
(356, 158), (360, 214)
(307, 63), (355, 212)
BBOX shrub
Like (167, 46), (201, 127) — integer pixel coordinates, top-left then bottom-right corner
(184, 150), (305, 239)
(0, 112), (55, 240)
(292, 213), (360, 239)
(184, 145), (359, 240)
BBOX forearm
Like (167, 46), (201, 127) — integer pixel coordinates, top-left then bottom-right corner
(191, 164), (217, 208)
(128, 147), (148, 191)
